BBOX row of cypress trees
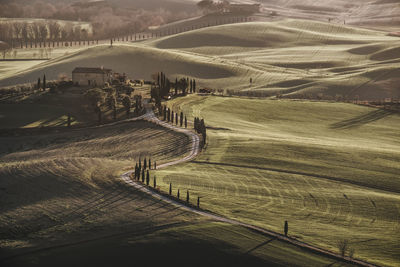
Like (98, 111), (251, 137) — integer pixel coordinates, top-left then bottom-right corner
(194, 117), (207, 148)
(161, 105), (188, 128)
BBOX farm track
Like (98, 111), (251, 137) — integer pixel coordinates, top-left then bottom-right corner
(121, 101), (378, 267)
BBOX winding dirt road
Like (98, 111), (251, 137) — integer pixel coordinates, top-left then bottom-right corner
(121, 101), (376, 267)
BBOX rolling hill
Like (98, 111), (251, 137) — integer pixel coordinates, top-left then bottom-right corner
(1, 19), (399, 100)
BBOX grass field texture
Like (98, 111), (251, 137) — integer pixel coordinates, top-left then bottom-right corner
(156, 95), (400, 266)
(1, 19), (399, 100)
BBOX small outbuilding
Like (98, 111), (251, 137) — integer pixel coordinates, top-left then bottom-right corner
(72, 67), (112, 86)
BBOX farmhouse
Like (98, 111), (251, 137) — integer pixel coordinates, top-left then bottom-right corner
(72, 67), (112, 86)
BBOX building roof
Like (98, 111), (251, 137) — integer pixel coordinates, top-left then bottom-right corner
(72, 67), (112, 74)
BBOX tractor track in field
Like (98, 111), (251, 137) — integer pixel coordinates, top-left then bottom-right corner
(190, 160), (400, 195)
(121, 101), (378, 267)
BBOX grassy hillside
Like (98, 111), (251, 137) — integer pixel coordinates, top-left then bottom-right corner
(156, 95), (400, 266)
(1, 19), (399, 100)
(0, 120), (192, 257)
(0, 118), (351, 266)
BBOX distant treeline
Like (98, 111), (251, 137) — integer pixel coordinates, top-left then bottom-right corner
(0, 0), (196, 41)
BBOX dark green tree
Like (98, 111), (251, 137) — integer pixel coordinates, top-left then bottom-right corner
(284, 221), (288, 236)
(175, 77), (178, 95)
(149, 158), (151, 170)
(175, 112), (178, 125)
(144, 157), (147, 170)
(154, 161), (157, 170)
(186, 190), (189, 203)
(37, 77), (41, 89)
(153, 176), (157, 188)
(171, 111), (174, 124)
(197, 196), (200, 208)
(180, 112), (183, 127)
(67, 113), (71, 127)
(193, 79), (196, 93)
(169, 183), (172, 195)
(122, 95), (131, 117)
(185, 116), (187, 128)
(177, 189), (180, 199)
(43, 74), (46, 89)
(141, 168), (145, 182)
(146, 170), (150, 185)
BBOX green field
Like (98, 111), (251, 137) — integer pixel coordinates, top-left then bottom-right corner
(156, 95), (400, 266)
(0, 117), (352, 266)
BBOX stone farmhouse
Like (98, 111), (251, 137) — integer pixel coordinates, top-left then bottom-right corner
(72, 67), (112, 86)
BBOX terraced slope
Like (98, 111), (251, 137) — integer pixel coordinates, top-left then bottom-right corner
(158, 95), (400, 267)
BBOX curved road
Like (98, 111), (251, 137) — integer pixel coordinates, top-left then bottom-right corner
(121, 101), (376, 267)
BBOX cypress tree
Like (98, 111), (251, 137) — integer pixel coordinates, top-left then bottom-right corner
(144, 158), (147, 170)
(190, 79), (193, 93)
(163, 106), (167, 120)
(171, 111), (174, 124)
(149, 158), (151, 170)
(153, 176), (157, 188)
(175, 112), (178, 125)
(139, 159), (141, 171)
(197, 197), (200, 208)
(175, 77), (178, 95)
(135, 163), (138, 179)
(146, 170), (150, 185)
(43, 74), (46, 89)
(185, 116), (187, 128)
(67, 113), (71, 127)
(141, 168), (145, 182)
(167, 109), (170, 122)
(37, 77), (41, 89)
(193, 79), (196, 93)
(169, 183), (172, 195)
(186, 190), (189, 203)
(154, 161), (157, 170)
(180, 112), (183, 127)
(284, 221), (289, 236)
(177, 189), (180, 199)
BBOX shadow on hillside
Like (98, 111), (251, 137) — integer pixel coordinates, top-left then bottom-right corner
(244, 237), (276, 255)
(330, 109), (395, 129)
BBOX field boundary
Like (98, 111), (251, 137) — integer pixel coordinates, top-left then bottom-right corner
(121, 104), (378, 267)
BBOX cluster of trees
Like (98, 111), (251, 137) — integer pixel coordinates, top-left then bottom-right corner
(133, 157), (157, 186)
(197, 0), (230, 14)
(151, 72), (197, 103)
(194, 117), (207, 148)
(84, 86), (143, 124)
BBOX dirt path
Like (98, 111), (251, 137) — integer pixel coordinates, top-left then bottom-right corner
(121, 101), (377, 267)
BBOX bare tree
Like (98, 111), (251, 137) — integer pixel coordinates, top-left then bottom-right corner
(21, 22), (29, 43)
(48, 21), (61, 40)
(0, 41), (11, 59)
(31, 22), (41, 41)
(13, 22), (23, 42)
(38, 23), (48, 42)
